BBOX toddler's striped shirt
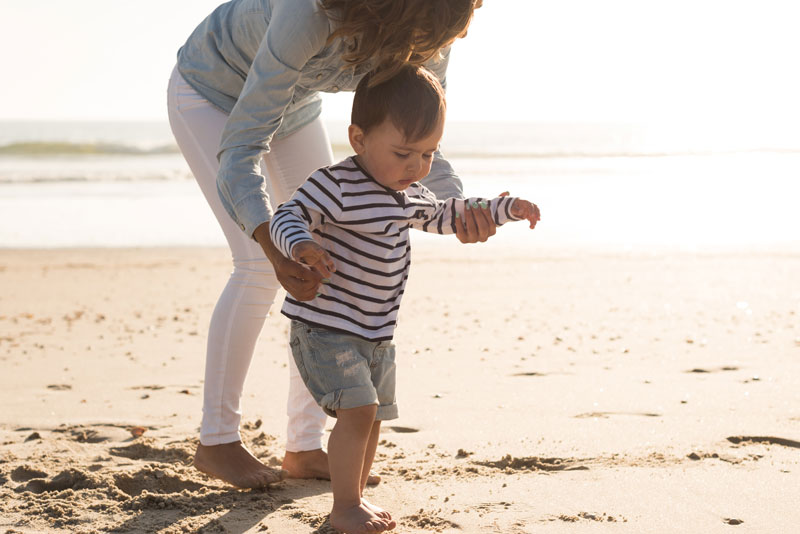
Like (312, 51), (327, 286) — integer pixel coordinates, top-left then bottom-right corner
(270, 156), (520, 341)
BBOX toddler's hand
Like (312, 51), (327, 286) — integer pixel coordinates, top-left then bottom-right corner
(292, 241), (336, 278)
(511, 199), (541, 229)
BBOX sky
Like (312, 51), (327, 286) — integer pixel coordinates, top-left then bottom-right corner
(1, 0), (800, 128)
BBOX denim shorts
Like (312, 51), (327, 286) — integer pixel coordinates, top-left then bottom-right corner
(289, 320), (398, 420)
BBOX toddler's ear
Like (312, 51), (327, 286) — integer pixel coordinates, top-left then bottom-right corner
(348, 124), (367, 155)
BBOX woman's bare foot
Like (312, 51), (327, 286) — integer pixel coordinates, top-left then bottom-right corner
(330, 502), (393, 534)
(282, 449), (381, 485)
(362, 499), (394, 526)
(193, 441), (286, 489)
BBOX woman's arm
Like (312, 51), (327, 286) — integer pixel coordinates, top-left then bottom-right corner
(215, 1), (333, 300)
(216, 0), (332, 238)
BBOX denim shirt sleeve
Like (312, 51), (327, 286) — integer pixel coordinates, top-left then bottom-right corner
(216, 0), (331, 237)
(419, 150), (464, 200)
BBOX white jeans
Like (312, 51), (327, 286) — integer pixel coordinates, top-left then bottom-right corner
(167, 66), (330, 450)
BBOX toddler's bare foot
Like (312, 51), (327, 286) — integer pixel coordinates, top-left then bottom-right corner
(282, 449), (381, 485)
(330, 503), (393, 534)
(362, 499), (395, 526)
(194, 441), (286, 489)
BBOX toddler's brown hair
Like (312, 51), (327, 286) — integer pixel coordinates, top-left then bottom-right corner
(351, 65), (446, 143)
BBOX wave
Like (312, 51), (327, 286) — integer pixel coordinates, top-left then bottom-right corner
(336, 143), (800, 159)
(0, 174), (189, 185)
(2, 140), (799, 163)
(458, 148), (800, 159)
(0, 141), (179, 156)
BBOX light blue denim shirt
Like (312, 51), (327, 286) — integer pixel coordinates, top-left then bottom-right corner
(177, 0), (463, 237)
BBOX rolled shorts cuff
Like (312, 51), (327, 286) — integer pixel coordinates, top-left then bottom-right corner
(320, 384), (383, 418)
(376, 403), (399, 421)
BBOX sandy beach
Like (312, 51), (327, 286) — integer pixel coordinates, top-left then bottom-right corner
(1, 242), (799, 533)
(4, 0), (800, 530)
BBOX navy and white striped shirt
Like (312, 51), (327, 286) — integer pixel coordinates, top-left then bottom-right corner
(270, 156), (520, 341)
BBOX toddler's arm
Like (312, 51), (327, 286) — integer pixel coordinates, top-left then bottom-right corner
(410, 192), (540, 235)
(269, 170), (342, 276)
(269, 201), (315, 257)
(270, 201), (336, 278)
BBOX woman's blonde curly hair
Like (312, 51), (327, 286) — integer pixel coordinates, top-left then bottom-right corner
(320, 0), (482, 85)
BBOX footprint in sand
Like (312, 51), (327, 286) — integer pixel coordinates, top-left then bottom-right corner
(472, 501), (513, 512)
(475, 455), (590, 472)
(113, 467), (205, 497)
(401, 510), (460, 530)
(727, 436), (800, 449)
(687, 452), (720, 461)
(574, 412), (661, 419)
(685, 366), (739, 373)
(15, 468), (98, 494)
(10, 466), (48, 482)
(384, 426), (419, 434)
(53, 424), (131, 443)
(109, 441), (194, 464)
(553, 512), (626, 523)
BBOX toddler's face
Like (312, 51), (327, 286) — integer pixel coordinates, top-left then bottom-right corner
(349, 117), (444, 191)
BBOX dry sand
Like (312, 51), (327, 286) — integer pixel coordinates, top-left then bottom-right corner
(1, 243), (799, 533)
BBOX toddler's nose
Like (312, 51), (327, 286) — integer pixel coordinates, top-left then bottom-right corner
(407, 158), (426, 179)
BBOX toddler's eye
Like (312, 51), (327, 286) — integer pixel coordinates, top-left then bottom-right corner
(394, 152), (410, 159)
(422, 153), (434, 160)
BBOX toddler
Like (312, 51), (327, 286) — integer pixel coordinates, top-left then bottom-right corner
(270, 64), (539, 534)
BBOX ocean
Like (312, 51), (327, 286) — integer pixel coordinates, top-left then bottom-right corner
(1, 120), (799, 250)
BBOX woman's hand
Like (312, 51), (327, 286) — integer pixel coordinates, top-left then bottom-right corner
(273, 253), (325, 301)
(253, 222), (323, 301)
(453, 192), (508, 243)
(454, 199), (496, 243)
